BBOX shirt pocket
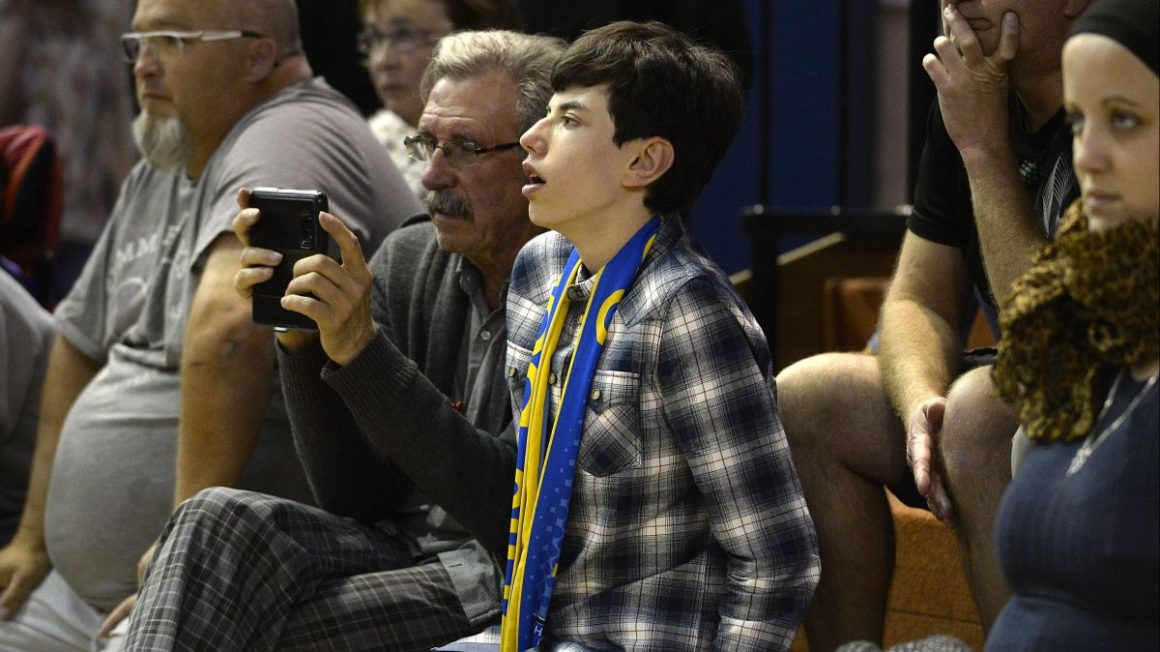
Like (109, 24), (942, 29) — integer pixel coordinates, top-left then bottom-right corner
(578, 370), (642, 477)
(504, 343), (534, 408)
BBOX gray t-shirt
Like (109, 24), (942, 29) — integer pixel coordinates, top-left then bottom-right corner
(0, 271), (55, 547)
(46, 78), (422, 611)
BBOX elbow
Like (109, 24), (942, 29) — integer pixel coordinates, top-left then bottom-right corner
(185, 296), (271, 368)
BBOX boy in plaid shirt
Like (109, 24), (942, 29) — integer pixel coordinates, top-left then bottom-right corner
(501, 20), (819, 651)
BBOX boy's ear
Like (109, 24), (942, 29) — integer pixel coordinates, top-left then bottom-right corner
(245, 37), (279, 82)
(623, 137), (674, 189)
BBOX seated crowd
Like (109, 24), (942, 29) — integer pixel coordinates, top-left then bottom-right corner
(0, 0), (1154, 650)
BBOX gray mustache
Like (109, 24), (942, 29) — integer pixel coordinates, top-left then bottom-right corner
(427, 191), (471, 218)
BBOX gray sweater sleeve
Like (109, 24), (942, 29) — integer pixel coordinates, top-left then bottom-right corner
(320, 330), (517, 559)
(277, 341), (415, 522)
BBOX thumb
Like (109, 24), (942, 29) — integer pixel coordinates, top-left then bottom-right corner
(0, 574), (32, 619)
(924, 399), (947, 431)
(995, 12), (1018, 65)
(97, 593), (137, 639)
(138, 543), (157, 586)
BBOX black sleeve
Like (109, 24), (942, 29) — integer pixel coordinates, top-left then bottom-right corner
(908, 100), (975, 250)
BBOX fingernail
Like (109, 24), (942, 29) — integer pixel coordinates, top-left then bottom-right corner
(1004, 12), (1017, 27)
(944, 6), (954, 17)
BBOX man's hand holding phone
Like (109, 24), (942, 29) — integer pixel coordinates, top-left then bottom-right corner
(233, 188), (378, 365)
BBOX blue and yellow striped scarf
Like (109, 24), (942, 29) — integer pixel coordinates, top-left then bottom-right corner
(500, 217), (660, 652)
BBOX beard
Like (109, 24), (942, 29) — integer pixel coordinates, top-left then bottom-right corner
(132, 112), (192, 173)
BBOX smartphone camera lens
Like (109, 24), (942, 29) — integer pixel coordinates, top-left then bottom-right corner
(300, 211), (315, 248)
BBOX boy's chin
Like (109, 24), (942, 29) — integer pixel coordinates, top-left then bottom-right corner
(527, 205), (552, 228)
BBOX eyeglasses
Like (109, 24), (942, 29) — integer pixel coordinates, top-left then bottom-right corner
(120, 30), (263, 63)
(357, 27), (444, 55)
(404, 135), (522, 168)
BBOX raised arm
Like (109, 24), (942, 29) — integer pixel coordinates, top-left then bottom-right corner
(236, 209), (516, 553)
(925, 7), (1047, 303)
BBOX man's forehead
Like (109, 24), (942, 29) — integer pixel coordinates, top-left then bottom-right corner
(134, 0), (229, 29)
(419, 75), (520, 140)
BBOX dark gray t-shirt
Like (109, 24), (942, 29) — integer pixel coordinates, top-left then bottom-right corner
(46, 78), (421, 611)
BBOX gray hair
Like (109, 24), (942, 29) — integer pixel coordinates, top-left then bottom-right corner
(420, 30), (565, 133)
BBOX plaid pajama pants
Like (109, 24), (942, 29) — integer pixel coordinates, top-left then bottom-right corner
(123, 487), (480, 651)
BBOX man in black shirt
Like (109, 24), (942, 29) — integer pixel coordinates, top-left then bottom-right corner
(775, 0), (1090, 648)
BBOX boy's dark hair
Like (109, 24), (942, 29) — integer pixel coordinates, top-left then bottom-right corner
(550, 20), (744, 216)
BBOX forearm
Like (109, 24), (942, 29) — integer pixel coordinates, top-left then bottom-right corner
(323, 331), (517, 557)
(14, 336), (100, 545)
(879, 296), (963, 421)
(175, 300), (274, 505)
(277, 338), (415, 522)
(961, 147), (1048, 304)
(878, 234), (973, 420)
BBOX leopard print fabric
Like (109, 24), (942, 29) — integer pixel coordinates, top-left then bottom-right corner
(994, 199), (1160, 442)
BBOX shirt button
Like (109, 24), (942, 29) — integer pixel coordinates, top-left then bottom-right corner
(548, 372), (558, 385)
(507, 366), (518, 378)
(590, 389), (602, 401)
(480, 330), (491, 341)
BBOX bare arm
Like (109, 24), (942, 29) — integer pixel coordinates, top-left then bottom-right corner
(879, 233), (973, 525)
(0, 336), (100, 617)
(879, 234), (972, 422)
(961, 143), (1047, 305)
(924, 7), (1047, 304)
(174, 233), (275, 506)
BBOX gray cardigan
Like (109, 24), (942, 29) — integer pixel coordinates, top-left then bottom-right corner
(277, 220), (517, 560)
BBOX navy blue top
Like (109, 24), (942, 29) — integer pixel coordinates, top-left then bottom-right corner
(987, 369), (1159, 650)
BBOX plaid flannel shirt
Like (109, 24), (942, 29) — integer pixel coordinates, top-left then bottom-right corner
(504, 216), (820, 651)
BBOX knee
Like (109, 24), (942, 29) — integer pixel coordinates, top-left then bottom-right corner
(940, 367), (1017, 483)
(173, 487), (274, 533)
(776, 355), (828, 446)
(777, 352), (873, 446)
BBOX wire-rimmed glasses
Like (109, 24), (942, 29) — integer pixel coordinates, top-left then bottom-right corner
(403, 134), (522, 168)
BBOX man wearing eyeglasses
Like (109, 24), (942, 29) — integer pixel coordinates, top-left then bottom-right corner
(0, 1), (419, 650)
(119, 30), (563, 651)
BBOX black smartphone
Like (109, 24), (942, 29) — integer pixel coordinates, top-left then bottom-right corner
(248, 187), (329, 330)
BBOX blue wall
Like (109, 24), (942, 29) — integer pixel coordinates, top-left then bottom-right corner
(689, 0), (843, 274)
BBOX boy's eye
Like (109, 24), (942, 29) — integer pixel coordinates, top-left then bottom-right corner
(561, 115), (578, 127)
